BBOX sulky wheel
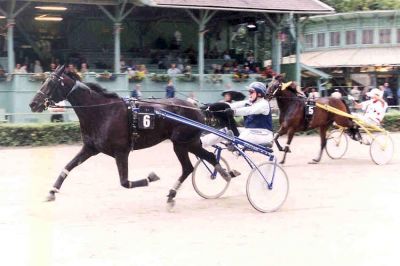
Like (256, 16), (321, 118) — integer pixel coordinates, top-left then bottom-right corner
(192, 157), (231, 199)
(325, 129), (348, 159)
(246, 162), (289, 213)
(369, 133), (394, 165)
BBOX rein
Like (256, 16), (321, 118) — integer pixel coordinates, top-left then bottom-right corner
(49, 81), (228, 113)
(50, 98), (208, 111)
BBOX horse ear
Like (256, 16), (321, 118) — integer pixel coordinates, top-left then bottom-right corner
(55, 64), (66, 76)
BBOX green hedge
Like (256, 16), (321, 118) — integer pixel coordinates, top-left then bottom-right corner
(0, 122), (81, 146)
(0, 113), (399, 147)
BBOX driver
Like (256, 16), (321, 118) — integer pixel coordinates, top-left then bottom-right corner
(201, 81), (273, 148)
(352, 88), (387, 126)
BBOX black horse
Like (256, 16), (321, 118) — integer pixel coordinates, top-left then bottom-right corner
(29, 65), (230, 208)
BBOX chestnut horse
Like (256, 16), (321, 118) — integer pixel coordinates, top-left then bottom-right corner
(266, 75), (357, 164)
(29, 65), (230, 209)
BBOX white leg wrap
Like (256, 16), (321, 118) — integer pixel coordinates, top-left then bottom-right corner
(173, 181), (182, 191)
(60, 168), (69, 179)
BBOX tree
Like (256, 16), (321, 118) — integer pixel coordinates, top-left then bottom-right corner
(322, 0), (400, 12)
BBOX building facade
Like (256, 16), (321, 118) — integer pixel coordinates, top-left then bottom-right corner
(300, 10), (400, 97)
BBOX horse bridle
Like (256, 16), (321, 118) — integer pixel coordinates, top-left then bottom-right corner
(266, 81), (282, 100)
(36, 73), (67, 109)
(37, 72), (86, 109)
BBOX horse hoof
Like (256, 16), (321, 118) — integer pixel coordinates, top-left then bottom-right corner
(229, 169), (241, 178)
(148, 172), (160, 182)
(308, 159), (319, 164)
(45, 193), (56, 202)
(166, 199), (175, 212)
(279, 160), (285, 164)
(214, 164), (231, 182)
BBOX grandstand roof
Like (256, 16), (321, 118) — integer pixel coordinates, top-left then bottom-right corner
(12, 0), (334, 14)
(145, 0), (334, 14)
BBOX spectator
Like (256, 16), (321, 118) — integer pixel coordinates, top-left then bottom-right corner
(120, 59), (127, 73)
(13, 63), (26, 74)
(80, 63), (89, 74)
(167, 63), (181, 76)
(182, 65), (192, 75)
(308, 88), (320, 100)
(222, 50), (231, 61)
(33, 60), (43, 73)
(49, 100), (66, 122)
(350, 86), (361, 102)
(361, 86), (370, 101)
(165, 80), (175, 98)
(67, 63), (78, 75)
(397, 86), (400, 107)
(382, 82), (394, 106)
(0, 66), (6, 77)
(50, 62), (57, 72)
(241, 66), (252, 75)
(186, 92), (199, 106)
(331, 89), (342, 99)
(221, 89), (246, 103)
(261, 66), (276, 78)
(135, 65), (147, 81)
(127, 67), (136, 77)
(130, 84), (142, 99)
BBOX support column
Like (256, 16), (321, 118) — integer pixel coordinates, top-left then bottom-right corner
(295, 15), (301, 85)
(265, 14), (283, 74)
(254, 32), (258, 62)
(198, 20), (205, 84)
(0, 0), (30, 73)
(114, 22), (122, 74)
(98, 1), (134, 74)
(186, 9), (217, 88)
(271, 27), (282, 73)
(6, 19), (15, 73)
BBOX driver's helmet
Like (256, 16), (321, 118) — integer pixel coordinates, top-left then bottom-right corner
(246, 82), (267, 97)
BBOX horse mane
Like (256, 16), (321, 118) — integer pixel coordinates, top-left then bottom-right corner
(281, 81), (298, 96)
(62, 71), (119, 99)
(65, 71), (82, 82)
(85, 82), (120, 99)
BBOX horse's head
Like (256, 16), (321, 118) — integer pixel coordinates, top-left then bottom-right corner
(266, 75), (283, 100)
(266, 74), (299, 99)
(29, 65), (74, 112)
(202, 102), (239, 136)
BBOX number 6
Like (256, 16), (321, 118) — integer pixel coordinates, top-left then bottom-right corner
(143, 115), (151, 128)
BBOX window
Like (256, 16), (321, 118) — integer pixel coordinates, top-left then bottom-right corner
(362, 29), (374, 44)
(304, 34), (314, 49)
(346, 30), (356, 45)
(379, 29), (391, 44)
(330, 32), (340, 46)
(317, 33), (325, 47)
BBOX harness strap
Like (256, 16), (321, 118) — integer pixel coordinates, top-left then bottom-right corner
(126, 99), (139, 150)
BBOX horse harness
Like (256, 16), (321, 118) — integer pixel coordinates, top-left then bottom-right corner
(277, 81), (316, 128)
(125, 98), (157, 150)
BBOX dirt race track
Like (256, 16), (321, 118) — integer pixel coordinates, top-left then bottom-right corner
(0, 134), (399, 266)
